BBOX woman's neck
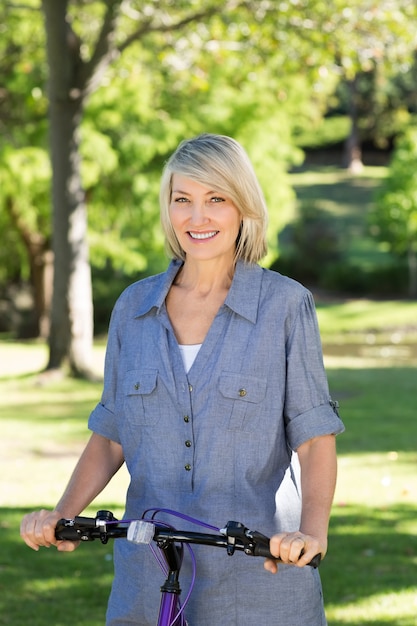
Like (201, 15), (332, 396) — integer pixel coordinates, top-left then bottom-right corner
(175, 257), (235, 294)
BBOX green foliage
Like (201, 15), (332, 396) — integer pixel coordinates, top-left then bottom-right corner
(331, 66), (413, 149)
(310, 0), (417, 78)
(272, 166), (410, 296)
(3, 0), (417, 327)
(272, 200), (342, 284)
(2, 0), (349, 293)
(294, 115), (351, 149)
(0, 146), (51, 283)
(0, 147), (51, 227)
(81, 21), (313, 275)
(0, 0), (47, 145)
(0, 1), (49, 286)
(313, 0), (417, 150)
(371, 129), (417, 256)
(320, 258), (409, 297)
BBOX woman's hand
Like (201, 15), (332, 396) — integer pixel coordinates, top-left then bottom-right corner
(264, 530), (326, 574)
(20, 509), (79, 552)
(265, 436), (336, 574)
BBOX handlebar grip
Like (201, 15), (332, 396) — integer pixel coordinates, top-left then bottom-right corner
(55, 511), (117, 542)
(306, 553), (322, 568)
(55, 520), (82, 541)
(55, 515), (98, 541)
(252, 541), (275, 559)
(253, 542), (321, 568)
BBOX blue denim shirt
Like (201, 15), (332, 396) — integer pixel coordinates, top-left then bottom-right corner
(89, 259), (344, 625)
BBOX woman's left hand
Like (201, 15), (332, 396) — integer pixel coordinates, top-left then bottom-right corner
(264, 531), (326, 574)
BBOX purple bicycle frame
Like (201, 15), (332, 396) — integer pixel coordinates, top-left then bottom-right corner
(158, 591), (183, 626)
(154, 535), (187, 626)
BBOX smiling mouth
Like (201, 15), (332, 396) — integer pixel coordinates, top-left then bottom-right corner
(188, 231), (219, 240)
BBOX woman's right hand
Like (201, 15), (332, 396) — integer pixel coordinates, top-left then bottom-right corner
(20, 509), (80, 552)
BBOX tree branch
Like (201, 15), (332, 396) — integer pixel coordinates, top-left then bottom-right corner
(76, 0), (123, 97)
(3, 2), (39, 9)
(78, 0), (244, 99)
(117, 3), (231, 54)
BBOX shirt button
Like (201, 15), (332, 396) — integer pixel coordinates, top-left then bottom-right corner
(184, 464), (192, 471)
(183, 415), (190, 423)
(185, 440), (192, 448)
(188, 384), (193, 392)
(238, 388), (247, 397)
(134, 383), (140, 390)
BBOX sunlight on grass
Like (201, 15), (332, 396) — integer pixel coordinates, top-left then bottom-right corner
(290, 165), (388, 187)
(0, 339), (105, 379)
(326, 589), (417, 625)
(335, 452), (417, 508)
(317, 299), (417, 368)
(0, 340), (48, 377)
(317, 299), (417, 335)
(0, 347), (127, 509)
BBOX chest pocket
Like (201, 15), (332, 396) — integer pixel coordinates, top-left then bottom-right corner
(123, 368), (160, 426)
(219, 372), (267, 432)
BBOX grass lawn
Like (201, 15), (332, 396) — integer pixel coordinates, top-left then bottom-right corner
(323, 364), (417, 626)
(0, 342), (127, 626)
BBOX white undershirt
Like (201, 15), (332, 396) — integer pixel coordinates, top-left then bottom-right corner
(178, 344), (202, 373)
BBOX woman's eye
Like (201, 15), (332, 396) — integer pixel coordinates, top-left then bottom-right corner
(210, 196), (224, 203)
(173, 196), (189, 203)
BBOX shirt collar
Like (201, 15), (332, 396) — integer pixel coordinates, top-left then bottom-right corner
(134, 259), (262, 324)
(133, 259), (183, 318)
(224, 261), (261, 324)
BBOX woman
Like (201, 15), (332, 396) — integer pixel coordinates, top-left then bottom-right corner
(21, 133), (344, 625)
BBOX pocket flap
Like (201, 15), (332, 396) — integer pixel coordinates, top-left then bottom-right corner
(124, 369), (158, 396)
(219, 372), (266, 403)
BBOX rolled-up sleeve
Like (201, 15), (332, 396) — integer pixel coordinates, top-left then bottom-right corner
(284, 291), (344, 450)
(89, 402), (121, 443)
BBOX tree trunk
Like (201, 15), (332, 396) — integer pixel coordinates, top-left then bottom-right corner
(47, 98), (94, 375)
(5, 196), (52, 338)
(408, 245), (417, 299)
(343, 76), (363, 174)
(43, 0), (94, 376)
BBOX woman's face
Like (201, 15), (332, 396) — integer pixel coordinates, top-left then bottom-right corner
(169, 174), (241, 264)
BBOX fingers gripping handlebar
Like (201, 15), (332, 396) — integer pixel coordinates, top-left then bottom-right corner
(55, 510), (321, 568)
(221, 521), (321, 568)
(55, 510), (126, 544)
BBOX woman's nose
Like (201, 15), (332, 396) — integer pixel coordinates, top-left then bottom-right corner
(189, 201), (209, 225)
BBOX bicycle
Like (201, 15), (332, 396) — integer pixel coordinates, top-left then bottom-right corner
(55, 508), (321, 626)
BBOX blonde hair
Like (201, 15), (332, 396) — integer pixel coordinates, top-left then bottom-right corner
(159, 133), (268, 263)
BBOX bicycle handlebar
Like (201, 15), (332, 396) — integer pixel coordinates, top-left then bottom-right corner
(55, 509), (321, 568)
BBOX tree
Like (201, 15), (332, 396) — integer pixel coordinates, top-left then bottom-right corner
(10, 0), (408, 376)
(0, 148), (52, 337)
(2, 0), (318, 355)
(324, 1), (417, 170)
(0, 1), (52, 336)
(370, 128), (417, 298)
(41, 0), (249, 376)
(39, 0), (334, 376)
